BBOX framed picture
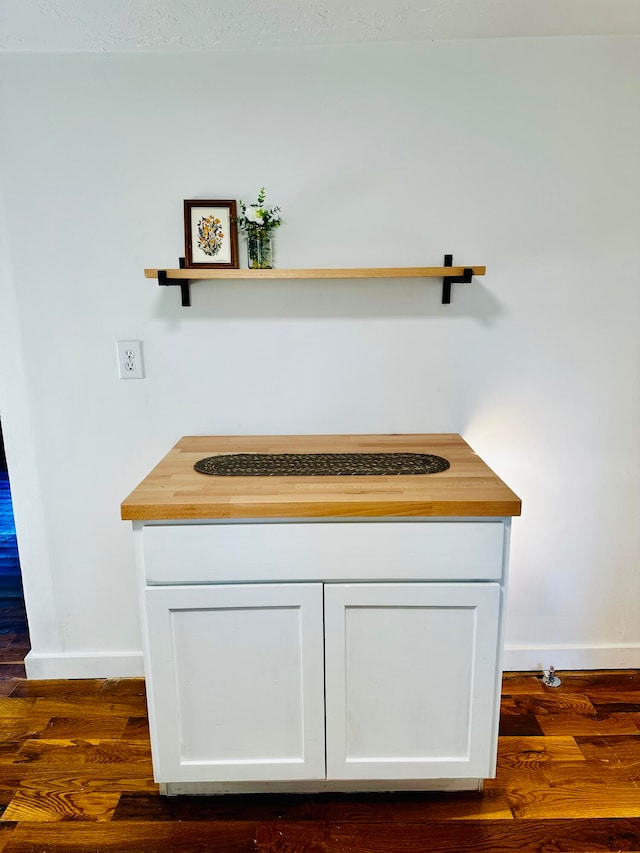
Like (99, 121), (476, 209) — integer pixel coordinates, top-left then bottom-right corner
(184, 200), (238, 269)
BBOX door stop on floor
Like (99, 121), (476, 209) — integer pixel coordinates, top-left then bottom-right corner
(540, 665), (562, 687)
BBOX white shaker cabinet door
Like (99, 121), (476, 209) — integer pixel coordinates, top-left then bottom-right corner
(324, 582), (501, 780)
(145, 583), (326, 783)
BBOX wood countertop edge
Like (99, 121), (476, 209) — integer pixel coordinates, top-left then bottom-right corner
(121, 499), (522, 522)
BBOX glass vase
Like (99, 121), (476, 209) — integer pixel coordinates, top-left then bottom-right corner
(247, 228), (272, 269)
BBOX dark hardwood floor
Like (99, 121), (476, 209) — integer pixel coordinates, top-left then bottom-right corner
(0, 670), (637, 851)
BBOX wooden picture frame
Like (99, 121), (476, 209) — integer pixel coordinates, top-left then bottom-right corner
(184, 200), (238, 269)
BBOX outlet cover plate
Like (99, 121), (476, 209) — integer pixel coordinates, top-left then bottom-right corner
(116, 340), (145, 379)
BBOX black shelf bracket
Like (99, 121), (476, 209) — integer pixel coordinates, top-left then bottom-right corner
(158, 257), (191, 307)
(442, 254), (473, 304)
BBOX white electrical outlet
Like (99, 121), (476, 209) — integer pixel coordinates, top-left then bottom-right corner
(116, 340), (145, 379)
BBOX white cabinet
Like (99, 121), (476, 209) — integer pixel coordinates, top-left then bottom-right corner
(145, 583), (325, 783)
(123, 434), (521, 795)
(136, 518), (509, 795)
(324, 582), (500, 780)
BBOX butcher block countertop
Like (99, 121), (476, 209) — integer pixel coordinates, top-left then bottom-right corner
(121, 434), (521, 521)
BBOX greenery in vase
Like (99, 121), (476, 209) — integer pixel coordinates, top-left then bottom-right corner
(236, 187), (282, 233)
(245, 230), (271, 269)
(236, 188), (282, 269)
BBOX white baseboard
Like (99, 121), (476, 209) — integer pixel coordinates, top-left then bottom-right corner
(23, 644), (640, 680)
(24, 650), (145, 680)
(503, 644), (640, 672)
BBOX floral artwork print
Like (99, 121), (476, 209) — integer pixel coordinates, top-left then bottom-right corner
(197, 215), (224, 257)
(184, 200), (238, 268)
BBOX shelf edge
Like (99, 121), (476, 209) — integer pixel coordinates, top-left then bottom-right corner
(145, 266), (486, 280)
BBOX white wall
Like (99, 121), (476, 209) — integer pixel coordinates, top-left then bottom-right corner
(0, 36), (638, 677)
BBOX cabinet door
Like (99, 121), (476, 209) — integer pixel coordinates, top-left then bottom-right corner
(145, 583), (325, 782)
(324, 583), (501, 780)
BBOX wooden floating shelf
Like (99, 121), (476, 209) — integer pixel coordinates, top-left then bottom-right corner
(145, 266), (486, 280)
(146, 256), (486, 307)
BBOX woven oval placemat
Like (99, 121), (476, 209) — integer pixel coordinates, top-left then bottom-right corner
(194, 452), (450, 477)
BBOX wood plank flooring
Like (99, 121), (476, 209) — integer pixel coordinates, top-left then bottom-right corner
(0, 671), (637, 851)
